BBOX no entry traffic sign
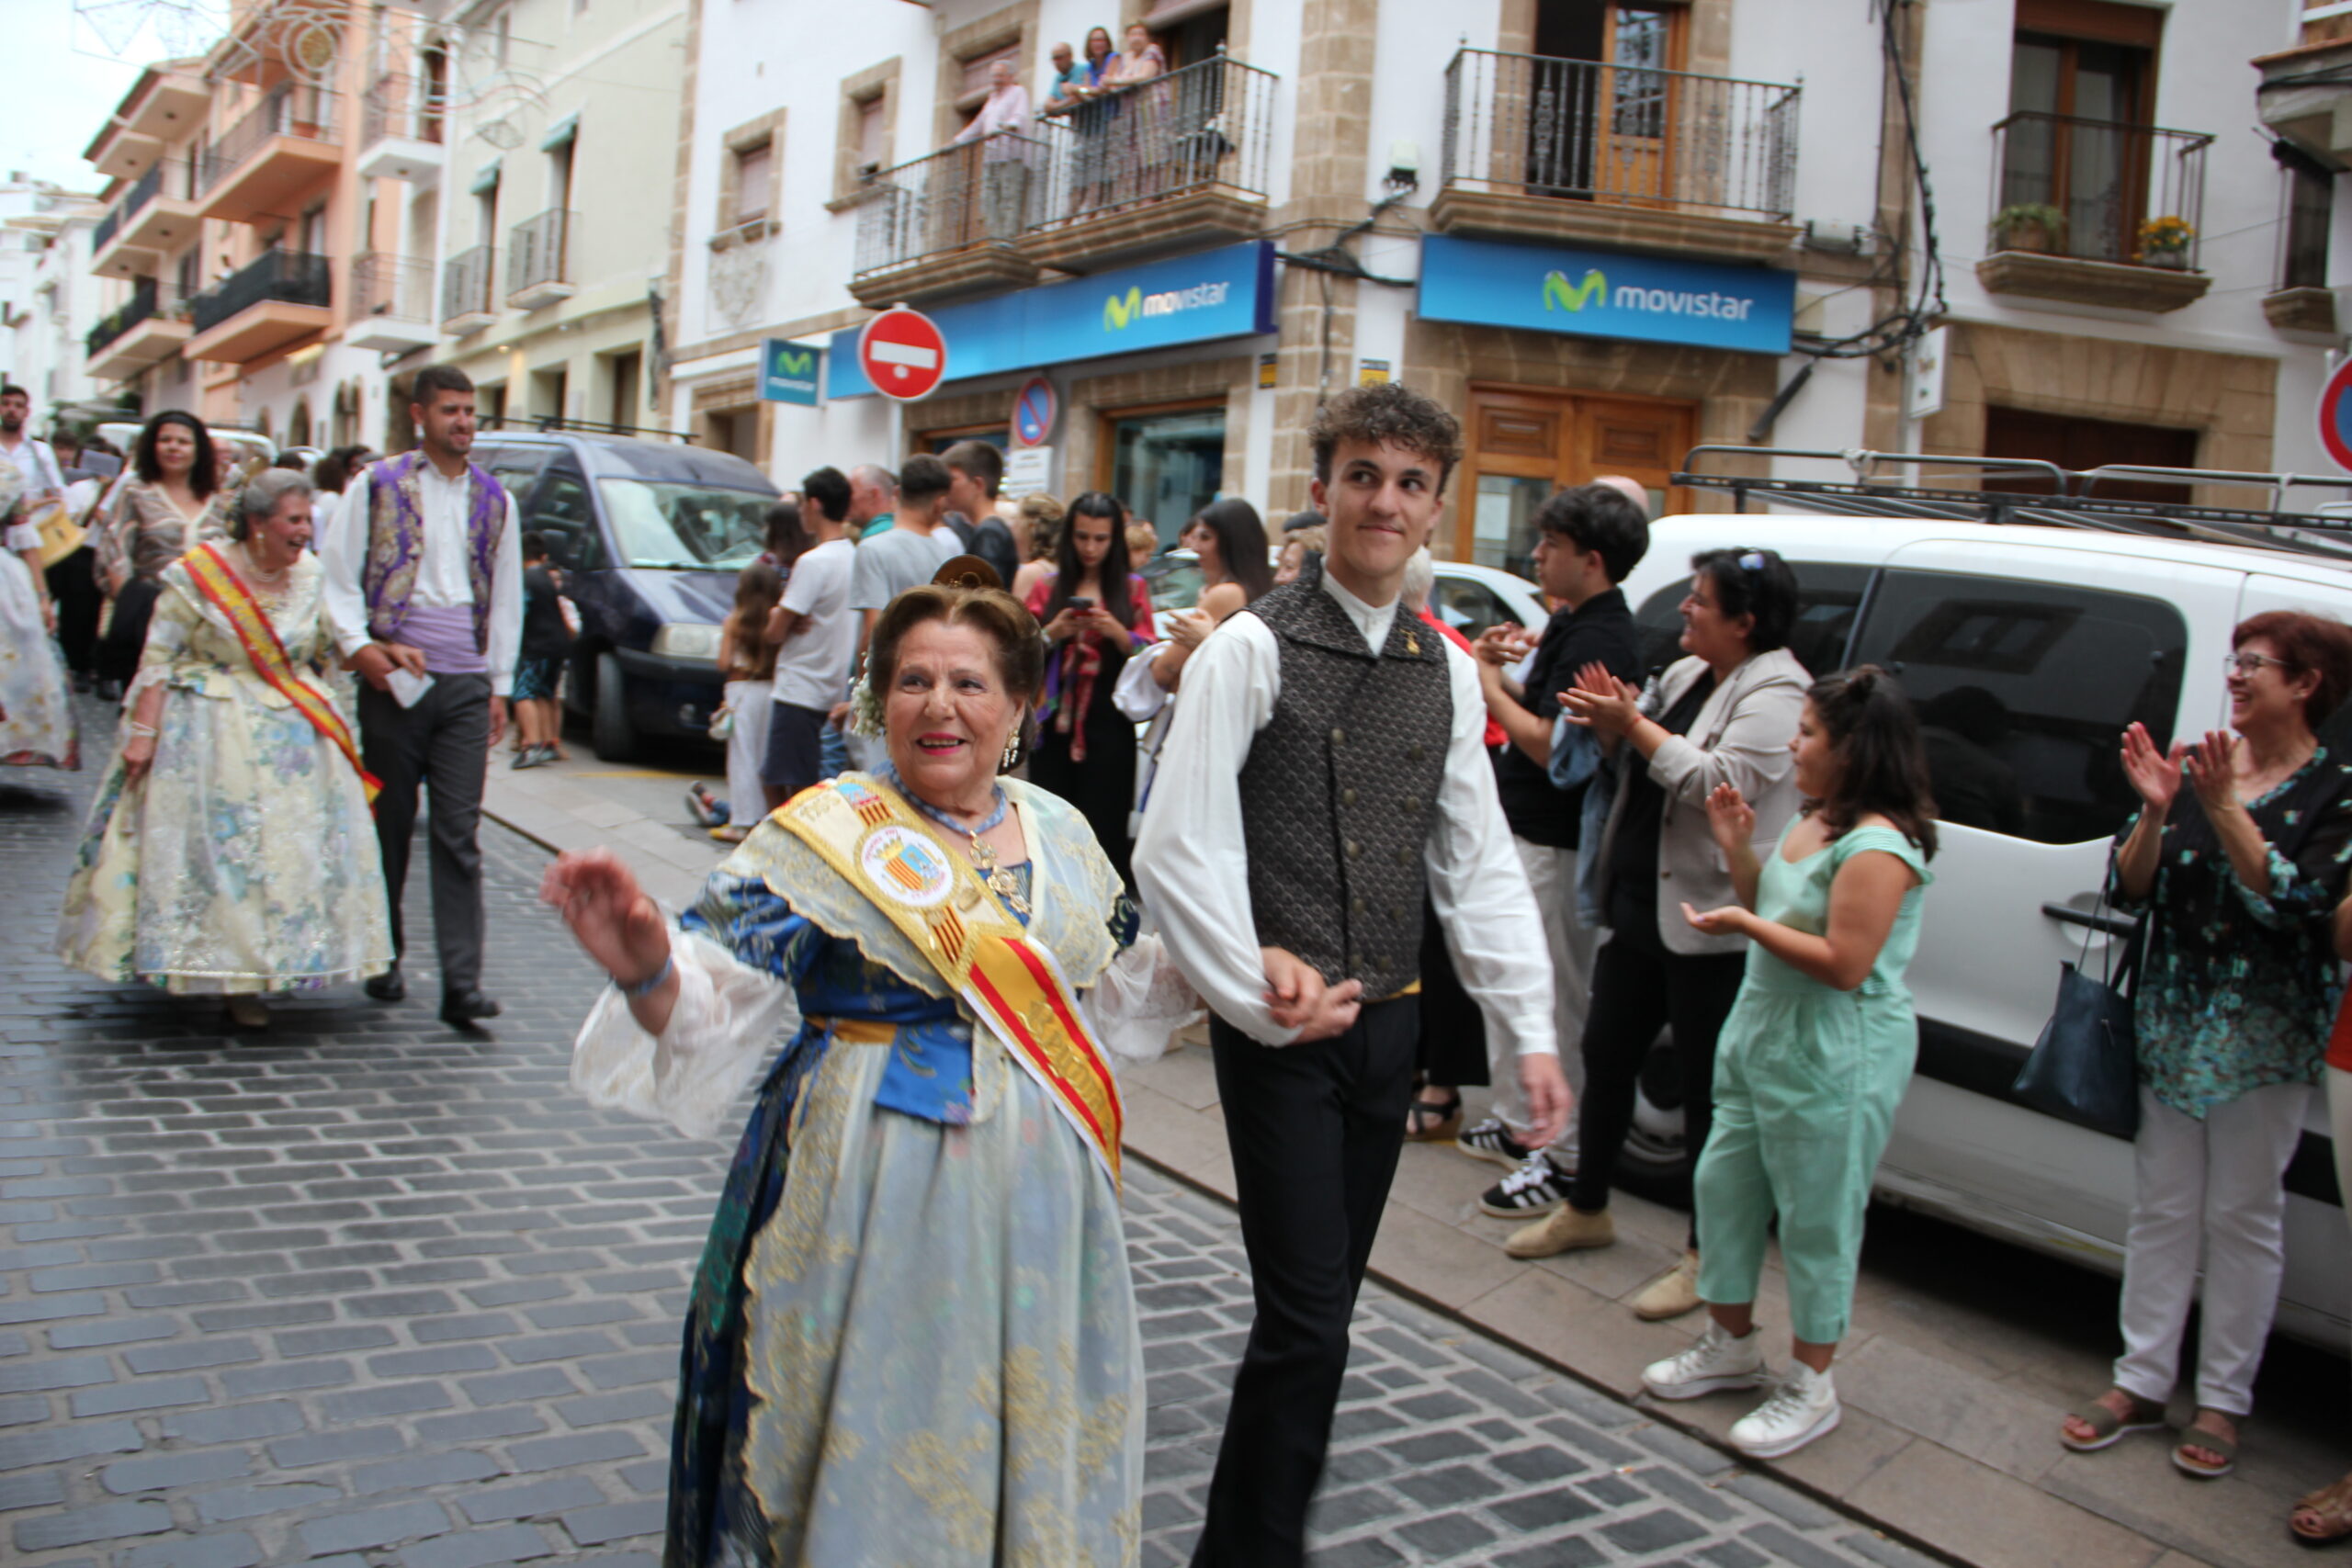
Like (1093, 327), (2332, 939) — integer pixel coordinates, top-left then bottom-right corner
(859, 306), (948, 402)
(2322, 357), (2352, 473)
(1011, 375), (1057, 447)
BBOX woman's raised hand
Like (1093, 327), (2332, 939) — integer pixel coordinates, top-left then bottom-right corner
(2184, 728), (2243, 816)
(2119, 721), (2188, 813)
(1704, 783), (1755, 856)
(1558, 660), (1639, 737)
(540, 848), (669, 985)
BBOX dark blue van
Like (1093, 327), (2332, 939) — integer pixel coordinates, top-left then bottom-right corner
(468, 431), (779, 760)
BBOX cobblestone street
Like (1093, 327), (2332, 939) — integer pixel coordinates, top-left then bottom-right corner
(0, 716), (1928, 1568)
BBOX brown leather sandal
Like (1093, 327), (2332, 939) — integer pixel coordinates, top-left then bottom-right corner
(2292, 1472), (2352, 1548)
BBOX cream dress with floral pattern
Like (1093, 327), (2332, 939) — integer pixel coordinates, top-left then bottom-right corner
(56, 551), (393, 995)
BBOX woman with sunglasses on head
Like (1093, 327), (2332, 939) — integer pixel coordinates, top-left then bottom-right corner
(1502, 548), (1809, 1327)
(2061, 612), (2352, 1484)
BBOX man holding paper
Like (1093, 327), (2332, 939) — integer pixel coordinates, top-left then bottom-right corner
(322, 365), (523, 1030)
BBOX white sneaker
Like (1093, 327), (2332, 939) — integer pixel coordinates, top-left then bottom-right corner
(1640, 1321), (1770, 1402)
(1728, 1362), (1841, 1459)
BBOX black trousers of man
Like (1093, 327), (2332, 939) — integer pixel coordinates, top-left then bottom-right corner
(1193, 996), (1418, 1568)
(357, 674), (491, 999)
(45, 546), (100, 681)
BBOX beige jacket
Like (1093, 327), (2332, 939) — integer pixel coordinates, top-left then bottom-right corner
(1590, 647), (1810, 956)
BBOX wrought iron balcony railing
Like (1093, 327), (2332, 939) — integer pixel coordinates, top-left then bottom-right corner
(198, 86), (339, 196)
(362, 73), (447, 148)
(1989, 111), (2211, 269)
(85, 278), (161, 358)
(1030, 53), (1277, 230)
(352, 253), (435, 322)
(506, 209), (574, 299)
(1440, 47), (1799, 220)
(441, 243), (496, 322)
(189, 249), (331, 335)
(854, 131), (1050, 277)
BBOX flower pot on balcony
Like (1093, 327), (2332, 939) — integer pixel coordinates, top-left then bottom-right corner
(2145, 249), (2188, 270)
(1996, 220), (2052, 254)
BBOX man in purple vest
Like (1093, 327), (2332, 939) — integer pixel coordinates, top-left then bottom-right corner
(322, 365), (523, 1029)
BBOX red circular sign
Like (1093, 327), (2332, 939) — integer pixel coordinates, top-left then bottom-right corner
(858, 306), (948, 403)
(2322, 357), (2352, 473)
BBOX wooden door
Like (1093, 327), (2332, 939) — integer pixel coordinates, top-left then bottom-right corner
(1454, 386), (1693, 578)
(1598, 5), (1678, 206)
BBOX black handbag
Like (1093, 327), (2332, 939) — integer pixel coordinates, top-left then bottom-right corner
(2012, 902), (2143, 1139)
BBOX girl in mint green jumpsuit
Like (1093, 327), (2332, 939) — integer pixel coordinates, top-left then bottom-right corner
(1642, 666), (1937, 1460)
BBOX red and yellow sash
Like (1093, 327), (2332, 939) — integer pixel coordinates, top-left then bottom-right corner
(181, 544), (381, 807)
(775, 774), (1124, 1187)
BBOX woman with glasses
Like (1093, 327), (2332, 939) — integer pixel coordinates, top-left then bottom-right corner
(2061, 612), (2352, 1483)
(1501, 548), (1808, 1330)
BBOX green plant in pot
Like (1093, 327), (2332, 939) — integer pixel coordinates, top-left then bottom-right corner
(1992, 203), (2065, 254)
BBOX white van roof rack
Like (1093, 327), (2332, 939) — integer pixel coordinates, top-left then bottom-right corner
(1674, 446), (2352, 565)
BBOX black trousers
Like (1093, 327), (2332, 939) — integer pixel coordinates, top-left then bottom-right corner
(1193, 998), (1418, 1568)
(1569, 919), (1747, 1242)
(358, 673), (492, 998)
(45, 546), (99, 677)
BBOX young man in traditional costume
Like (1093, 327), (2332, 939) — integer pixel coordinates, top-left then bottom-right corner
(1135, 383), (1571, 1566)
(322, 364), (522, 1030)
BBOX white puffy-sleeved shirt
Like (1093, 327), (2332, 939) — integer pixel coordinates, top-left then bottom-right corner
(322, 463), (524, 696)
(1133, 570), (1557, 1054)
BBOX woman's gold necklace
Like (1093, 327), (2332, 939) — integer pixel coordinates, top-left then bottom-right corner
(901, 779), (1030, 916)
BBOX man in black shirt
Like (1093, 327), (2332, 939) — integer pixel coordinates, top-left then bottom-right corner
(1453, 483), (1649, 1219)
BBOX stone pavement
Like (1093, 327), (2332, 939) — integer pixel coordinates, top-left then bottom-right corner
(474, 748), (2348, 1568)
(0, 721), (1927, 1567)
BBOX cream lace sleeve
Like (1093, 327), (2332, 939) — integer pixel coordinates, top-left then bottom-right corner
(571, 930), (800, 1140)
(1086, 931), (1199, 1067)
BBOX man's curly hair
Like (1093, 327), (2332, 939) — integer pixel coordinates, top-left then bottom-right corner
(1307, 384), (1464, 493)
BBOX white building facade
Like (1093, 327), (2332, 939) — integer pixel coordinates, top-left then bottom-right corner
(662, 0), (2339, 562)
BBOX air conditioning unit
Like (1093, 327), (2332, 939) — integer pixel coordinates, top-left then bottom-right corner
(1802, 219), (1875, 256)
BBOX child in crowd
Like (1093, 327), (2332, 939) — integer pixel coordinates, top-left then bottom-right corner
(1638, 666), (1937, 1460)
(706, 561), (783, 842)
(510, 532), (573, 769)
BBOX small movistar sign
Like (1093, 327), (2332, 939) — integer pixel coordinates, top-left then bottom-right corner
(760, 339), (821, 406)
(1419, 235), (1793, 355)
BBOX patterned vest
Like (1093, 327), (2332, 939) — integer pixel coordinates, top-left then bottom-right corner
(1238, 581), (1453, 999)
(360, 451), (504, 650)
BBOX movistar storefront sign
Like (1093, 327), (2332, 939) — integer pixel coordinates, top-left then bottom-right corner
(1419, 234), (1794, 355)
(828, 241), (1274, 400)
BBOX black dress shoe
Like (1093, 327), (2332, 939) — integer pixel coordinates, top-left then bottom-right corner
(440, 990), (502, 1029)
(364, 968), (406, 1002)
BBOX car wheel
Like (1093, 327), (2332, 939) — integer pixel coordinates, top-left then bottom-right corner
(1612, 1032), (1694, 1207)
(591, 651), (638, 761)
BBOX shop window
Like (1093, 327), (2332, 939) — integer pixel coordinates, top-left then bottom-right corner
(1107, 405), (1225, 546)
(1847, 570), (2184, 846)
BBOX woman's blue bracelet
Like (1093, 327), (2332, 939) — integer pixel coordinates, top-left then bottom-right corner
(617, 953), (675, 998)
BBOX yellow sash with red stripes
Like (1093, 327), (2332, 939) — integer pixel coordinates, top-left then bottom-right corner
(775, 774), (1124, 1187)
(181, 544), (381, 807)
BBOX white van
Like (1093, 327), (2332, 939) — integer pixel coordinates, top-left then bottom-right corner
(1612, 498), (2352, 1348)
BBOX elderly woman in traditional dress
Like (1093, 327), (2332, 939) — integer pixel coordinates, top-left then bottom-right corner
(57, 470), (393, 1029)
(548, 567), (1192, 1567)
(0, 463), (78, 772)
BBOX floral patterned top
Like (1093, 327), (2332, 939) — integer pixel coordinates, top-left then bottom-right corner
(2111, 750), (2352, 1118)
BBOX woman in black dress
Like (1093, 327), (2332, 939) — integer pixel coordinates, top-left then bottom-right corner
(1023, 491), (1157, 886)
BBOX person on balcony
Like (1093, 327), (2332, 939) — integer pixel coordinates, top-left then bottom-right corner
(950, 58), (1034, 242)
(1104, 23), (1169, 204)
(1050, 27), (1121, 210)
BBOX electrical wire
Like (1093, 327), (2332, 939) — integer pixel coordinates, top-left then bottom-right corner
(1798, 0), (1945, 361)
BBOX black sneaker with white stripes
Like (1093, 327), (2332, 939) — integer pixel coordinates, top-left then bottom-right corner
(1454, 1116), (1534, 1169)
(1478, 1150), (1576, 1218)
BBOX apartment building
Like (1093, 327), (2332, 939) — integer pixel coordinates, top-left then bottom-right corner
(664, 0), (2335, 561)
(0, 177), (115, 425)
(360, 0), (684, 440)
(82, 62), (213, 427)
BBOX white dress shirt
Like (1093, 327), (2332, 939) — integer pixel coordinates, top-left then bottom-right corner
(322, 462), (525, 696)
(954, 83), (1034, 147)
(1134, 571), (1557, 1055)
(0, 436), (62, 499)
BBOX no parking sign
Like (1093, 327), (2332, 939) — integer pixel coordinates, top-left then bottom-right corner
(2321, 357), (2352, 471)
(1011, 375), (1057, 448)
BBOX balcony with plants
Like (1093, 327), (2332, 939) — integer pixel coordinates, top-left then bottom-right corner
(84, 279), (191, 383)
(1977, 112), (2212, 313)
(183, 248), (332, 363)
(198, 85), (341, 227)
(1430, 47), (1801, 263)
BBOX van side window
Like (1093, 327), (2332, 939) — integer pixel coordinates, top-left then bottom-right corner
(1632, 562), (1872, 681)
(1848, 570), (2185, 846)
(529, 469), (604, 570)
(1431, 576), (1516, 640)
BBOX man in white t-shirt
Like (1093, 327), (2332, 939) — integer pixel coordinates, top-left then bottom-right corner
(762, 467), (860, 808)
(842, 453), (962, 771)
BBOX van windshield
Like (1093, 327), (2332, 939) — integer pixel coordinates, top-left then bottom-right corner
(596, 479), (772, 570)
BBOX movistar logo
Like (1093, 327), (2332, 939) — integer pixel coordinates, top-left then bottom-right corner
(1102, 278), (1233, 331)
(1544, 268), (1607, 312)
(773, 347), (813, 375)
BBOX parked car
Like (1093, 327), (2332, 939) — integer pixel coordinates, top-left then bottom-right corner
(1616, 512), (2352, 1348)
(467, 431), (779, 760)
(1138, 548), (1546, 637)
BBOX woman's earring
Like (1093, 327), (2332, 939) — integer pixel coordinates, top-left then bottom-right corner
(1001, 715), (1023, 773)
